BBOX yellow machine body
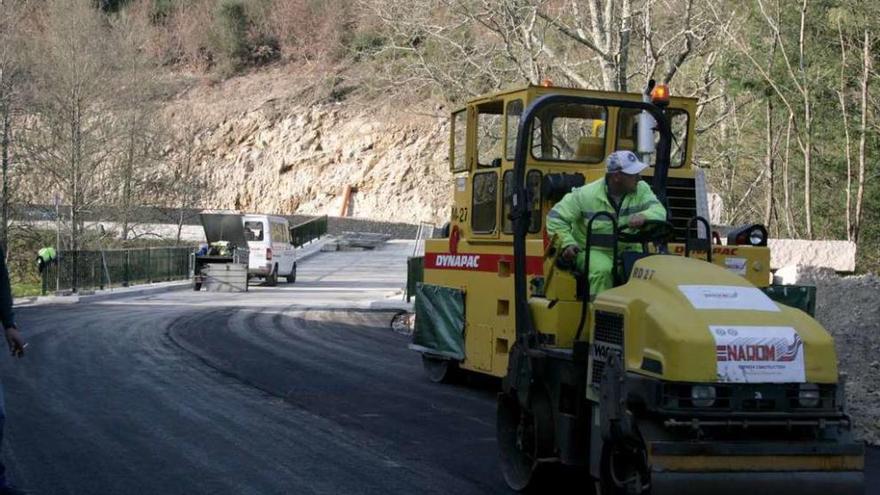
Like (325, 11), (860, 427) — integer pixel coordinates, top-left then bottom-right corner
(424, 84), (771, 378)
(417, 85), (862, 494)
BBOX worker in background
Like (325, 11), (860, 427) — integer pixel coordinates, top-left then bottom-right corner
(0, 248), (29, 495)
(547, 150), (667, 296)
(35, 246), (56, 274)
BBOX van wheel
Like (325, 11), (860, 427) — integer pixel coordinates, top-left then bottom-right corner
(266, 267), (278, 286)
(286, 264), (297, 284)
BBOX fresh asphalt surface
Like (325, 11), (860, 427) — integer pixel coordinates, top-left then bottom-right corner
(2, 240), (878, 494)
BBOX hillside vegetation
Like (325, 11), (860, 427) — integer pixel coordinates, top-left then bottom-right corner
(1, 0), (879, 271)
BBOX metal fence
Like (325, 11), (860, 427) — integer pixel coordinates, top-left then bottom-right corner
(41, 246), (194, 294)
(290, 215), (328, 248)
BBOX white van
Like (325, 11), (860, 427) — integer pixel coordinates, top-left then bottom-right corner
(242, 214), (297, 286)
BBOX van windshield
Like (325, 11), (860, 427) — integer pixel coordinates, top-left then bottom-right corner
(244, 221), (265, 241)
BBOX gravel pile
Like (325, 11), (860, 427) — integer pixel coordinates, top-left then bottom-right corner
(785, 265), (880, 445)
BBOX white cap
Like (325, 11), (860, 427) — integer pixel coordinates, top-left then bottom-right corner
(606, 150), (648, 175)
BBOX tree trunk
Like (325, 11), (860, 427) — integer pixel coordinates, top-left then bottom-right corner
(0, 109), (8, 253)
(71, 102), (82, 291)
(853, 29), (870, 245)
(121, 131), (134, 242)
(837, 20), (853, 240)
(616, 0), (631, 92)
(839, 88), (853, 240)
(764, 98), (774, 227)
(798, 0), (812, 239)
(782, 114), (796, 238)
(803, 94), (812, 239)
(586, 0), (616, 91)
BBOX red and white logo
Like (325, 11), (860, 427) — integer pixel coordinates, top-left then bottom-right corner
(434, 254), (480, 269)
(711, 326), (805, 383)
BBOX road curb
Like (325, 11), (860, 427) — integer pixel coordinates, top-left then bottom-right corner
(14, 281), (191, 307)
(79, 281), (192, 303)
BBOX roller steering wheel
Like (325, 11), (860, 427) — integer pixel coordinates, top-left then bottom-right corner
(617, 219), (676, 244)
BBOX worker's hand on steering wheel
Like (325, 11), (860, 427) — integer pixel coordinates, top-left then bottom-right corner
(628, 213), (647, 229)
(562, 245), (580, 262)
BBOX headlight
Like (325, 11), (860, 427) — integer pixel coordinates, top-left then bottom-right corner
(727, 224), (768, 246)
(748, 228), (765, 246)
(798, 383), (820, 408)
(691, 385), (716, 407)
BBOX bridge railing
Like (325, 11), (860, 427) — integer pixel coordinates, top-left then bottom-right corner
(40, 246), (194, 294)
(290, 215), (328, 248)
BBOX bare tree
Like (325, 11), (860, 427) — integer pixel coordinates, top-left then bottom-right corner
(364, 0), (722, 102)
(107, 10), (166, 243)
(714, 0), (819, 238)
(154, 123), (208, 246)
(836, 17), (854, 240)
(0, 1), (28, 253)
(21, 0), (117, 284)
(852, 28), (871, 244)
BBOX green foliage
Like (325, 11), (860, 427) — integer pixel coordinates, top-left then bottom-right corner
(205, 0), (281, 72)
(95, 0), (130, 13)
(249, 32), (281, 65)
(11, 283), (41, 298)
(211, 0), (250, 71)
(150, 0), (174, 25)
(349, 31), (386, 61)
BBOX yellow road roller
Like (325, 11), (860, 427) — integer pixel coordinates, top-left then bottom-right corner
(410, 83), (864, 493)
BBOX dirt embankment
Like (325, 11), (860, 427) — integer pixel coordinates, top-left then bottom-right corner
(164, 68), (452, 226)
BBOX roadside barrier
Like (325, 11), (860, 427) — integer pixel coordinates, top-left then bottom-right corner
(290, 215), (328, 248)
(40, 246), (194, 294)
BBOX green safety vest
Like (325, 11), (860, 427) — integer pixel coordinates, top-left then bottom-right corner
(38, 247), (56, 262)
(546, 177), (667, 253)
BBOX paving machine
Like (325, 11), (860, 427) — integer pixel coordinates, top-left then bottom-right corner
(410, 83), (864, 493)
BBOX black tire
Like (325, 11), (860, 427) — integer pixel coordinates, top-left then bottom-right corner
(266, 266), (278, 286)
(193, 282), (202, 291)
(286, 263), (296, 284)
(497, 391), (555, 492)
(421, 355), (458, 383)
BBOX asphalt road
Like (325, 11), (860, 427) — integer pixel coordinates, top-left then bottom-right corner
(1, 241), (878, 494)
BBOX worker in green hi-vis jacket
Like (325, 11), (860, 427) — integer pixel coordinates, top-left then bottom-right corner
(35, 246), (56, 274)
(546, 150), (667, 297)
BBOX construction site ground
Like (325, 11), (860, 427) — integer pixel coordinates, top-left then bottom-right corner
(4, 243), (879, 494)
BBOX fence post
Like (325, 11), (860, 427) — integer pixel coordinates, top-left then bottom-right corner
(146, 248), (152, 283)
(72, 250), (78, 293)
(98, 254), (104, 290)
(124, 250), (130, 287)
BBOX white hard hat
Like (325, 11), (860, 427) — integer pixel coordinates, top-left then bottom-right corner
(606, 150), (648, 175)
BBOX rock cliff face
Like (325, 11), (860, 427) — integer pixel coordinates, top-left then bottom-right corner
(166, 68), (453, 226)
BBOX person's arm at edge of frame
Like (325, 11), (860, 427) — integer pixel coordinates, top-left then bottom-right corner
(0, 250), (25, 358)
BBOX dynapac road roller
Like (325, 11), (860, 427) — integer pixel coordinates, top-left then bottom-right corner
(410, 83), (864, 493)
